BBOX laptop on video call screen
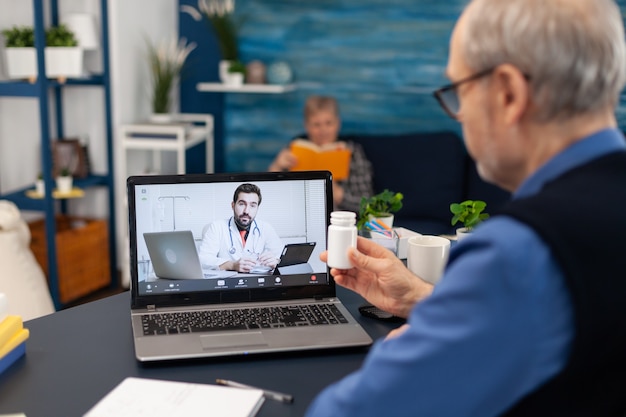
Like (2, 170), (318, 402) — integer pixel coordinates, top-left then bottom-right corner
(128, 171), (332, 301)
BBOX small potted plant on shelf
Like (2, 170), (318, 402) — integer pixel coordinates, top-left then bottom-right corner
(450, 199), (489, 240)
(226, 60), (246, 86)
(180, 0), (241, 83)
(45, 24), (82, 80)
(357, 189), (404, 230)
(35, 172), (45, 196)
(2, 23), (81, 81)
(56, 167), (73, 194)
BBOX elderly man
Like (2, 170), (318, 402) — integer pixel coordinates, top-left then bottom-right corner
(306, 0), (626, 416)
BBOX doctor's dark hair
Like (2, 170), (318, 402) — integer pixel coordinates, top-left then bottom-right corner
(233, 183), (262, 205)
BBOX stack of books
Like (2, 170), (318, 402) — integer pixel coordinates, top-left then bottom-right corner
(0, 294), (29, 375)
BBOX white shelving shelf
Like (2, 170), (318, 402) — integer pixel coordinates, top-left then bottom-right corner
(196, 82), (296, 94)
(119, 113), (214, 175)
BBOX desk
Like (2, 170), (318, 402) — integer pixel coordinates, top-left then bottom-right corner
(0, 287), (400, 417)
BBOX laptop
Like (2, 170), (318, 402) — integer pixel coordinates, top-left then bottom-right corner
(273, 242), (316, 275)
(127, 170), (373, 362)
(144, 230), (204, 280)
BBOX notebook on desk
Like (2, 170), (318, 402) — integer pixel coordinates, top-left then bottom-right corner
(127, 170), (373, 362)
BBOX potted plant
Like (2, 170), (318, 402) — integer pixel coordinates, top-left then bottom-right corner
(146, 36), (196, 120)
(2, 23), (82, 80)
(181, 0), (241, 83)
(35, 172), (45, 196)
(450, 199), (489, 240)
(358, 189), (404, 230)
(56, 167), (73, 194)
(225, 59), (246, 86)
(44, 24), (82, 80)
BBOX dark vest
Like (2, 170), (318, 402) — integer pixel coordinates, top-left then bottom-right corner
(498, 151), (626, 416)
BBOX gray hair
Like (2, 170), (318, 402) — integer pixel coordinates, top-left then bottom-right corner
(303, 95), (340, 120)
(461, 0), (626, 122)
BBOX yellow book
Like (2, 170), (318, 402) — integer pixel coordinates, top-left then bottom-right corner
(0, 315), (23, 348)
(289, 139), (352, 181)
(0, 328), (29, 359)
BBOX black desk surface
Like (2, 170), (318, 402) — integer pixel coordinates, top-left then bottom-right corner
(0, 287), (401, 416)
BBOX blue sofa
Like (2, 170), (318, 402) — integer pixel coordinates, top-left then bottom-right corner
(351, 131), (511, 235)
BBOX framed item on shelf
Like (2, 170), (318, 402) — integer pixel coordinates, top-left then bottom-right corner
(52, 139), (90, 178)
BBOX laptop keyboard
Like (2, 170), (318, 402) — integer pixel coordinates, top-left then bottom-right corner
(141, 304), (349, 336)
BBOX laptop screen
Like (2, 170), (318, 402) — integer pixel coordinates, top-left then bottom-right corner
(128, 171), (335, 307)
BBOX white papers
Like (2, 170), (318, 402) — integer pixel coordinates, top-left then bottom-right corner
(84, 377), (265, 417)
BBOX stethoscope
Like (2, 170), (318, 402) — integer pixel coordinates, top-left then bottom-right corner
(228, 217), (261, 255)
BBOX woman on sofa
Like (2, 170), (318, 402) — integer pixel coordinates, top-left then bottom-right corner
(268, 95), (374, 212)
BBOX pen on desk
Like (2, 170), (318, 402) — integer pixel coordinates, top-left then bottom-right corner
(365, 220), (393, 238)
(372, 218), (392, 231)
(216, 378), (294, 404)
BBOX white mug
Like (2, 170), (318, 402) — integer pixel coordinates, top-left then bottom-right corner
(407, 235), (451, 285)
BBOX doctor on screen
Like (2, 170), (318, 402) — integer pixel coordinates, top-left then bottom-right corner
(198, 183), (284, 273)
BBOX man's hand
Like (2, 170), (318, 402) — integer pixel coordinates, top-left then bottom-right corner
(320, 236), (433, 318)
(258, 251), (279, 268)
(220, 258), (257, 273)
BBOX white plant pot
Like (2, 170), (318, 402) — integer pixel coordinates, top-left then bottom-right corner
(456, 227), (472, 241)
(5, 48), (36, 79)
(4, 47), (84, 80)
(149, 113), (172, 124)
(56, 176), (73, 194)
(45, 47), (84, 78)
(224, 72), (244, 87)
(375, 214), (394, 229)
(35, 179), (45, 196)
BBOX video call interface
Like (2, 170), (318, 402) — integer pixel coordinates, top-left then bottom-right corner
(132, 178), (330, 296)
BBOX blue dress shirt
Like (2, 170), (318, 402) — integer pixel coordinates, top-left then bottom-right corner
(305, 129), (626, 417)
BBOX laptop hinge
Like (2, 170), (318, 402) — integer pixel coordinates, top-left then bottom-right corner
(147, 304), (157, 311)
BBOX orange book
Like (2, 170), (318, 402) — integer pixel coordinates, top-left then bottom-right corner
(289, 139), (352, 180)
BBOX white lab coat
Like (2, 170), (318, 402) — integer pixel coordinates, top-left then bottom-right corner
(197, 217), (284, 268)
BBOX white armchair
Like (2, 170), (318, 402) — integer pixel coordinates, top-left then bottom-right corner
(0, 200), (55, 321)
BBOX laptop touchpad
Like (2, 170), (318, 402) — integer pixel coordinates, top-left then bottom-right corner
(200, 332), (268, 349)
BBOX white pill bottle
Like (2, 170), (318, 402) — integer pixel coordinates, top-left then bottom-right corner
(327, 211), (358, 269)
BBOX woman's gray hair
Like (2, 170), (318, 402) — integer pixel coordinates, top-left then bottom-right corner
(461, 0), (626, 122)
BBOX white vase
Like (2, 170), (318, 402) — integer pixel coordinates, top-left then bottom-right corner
(62, 13), (99, 50)
(56, 176), (73, 194)
(219, 60), (232, 83)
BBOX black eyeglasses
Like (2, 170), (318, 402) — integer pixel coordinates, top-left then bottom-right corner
(432, 67), (496, 120)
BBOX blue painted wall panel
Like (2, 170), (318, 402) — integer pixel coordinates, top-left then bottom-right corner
(180, 1), (626, 173)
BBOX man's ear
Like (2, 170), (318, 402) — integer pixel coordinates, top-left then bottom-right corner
(492, 64), (530, 126)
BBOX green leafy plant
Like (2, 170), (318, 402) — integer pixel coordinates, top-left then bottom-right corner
(2, 24), (77, 47)
(450, 199), (489, 231)
(45, 24), (77, 47)
(58, 167), (72, 177)
(228, 60), (246, 74)
(146, 37), (196, 114)
(181, 0), (240, 61)
(2, 26), (35, 47)
(358, 189), (404, 229)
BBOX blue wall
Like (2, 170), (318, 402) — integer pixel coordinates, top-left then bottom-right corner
(180, 0), (626, 173)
